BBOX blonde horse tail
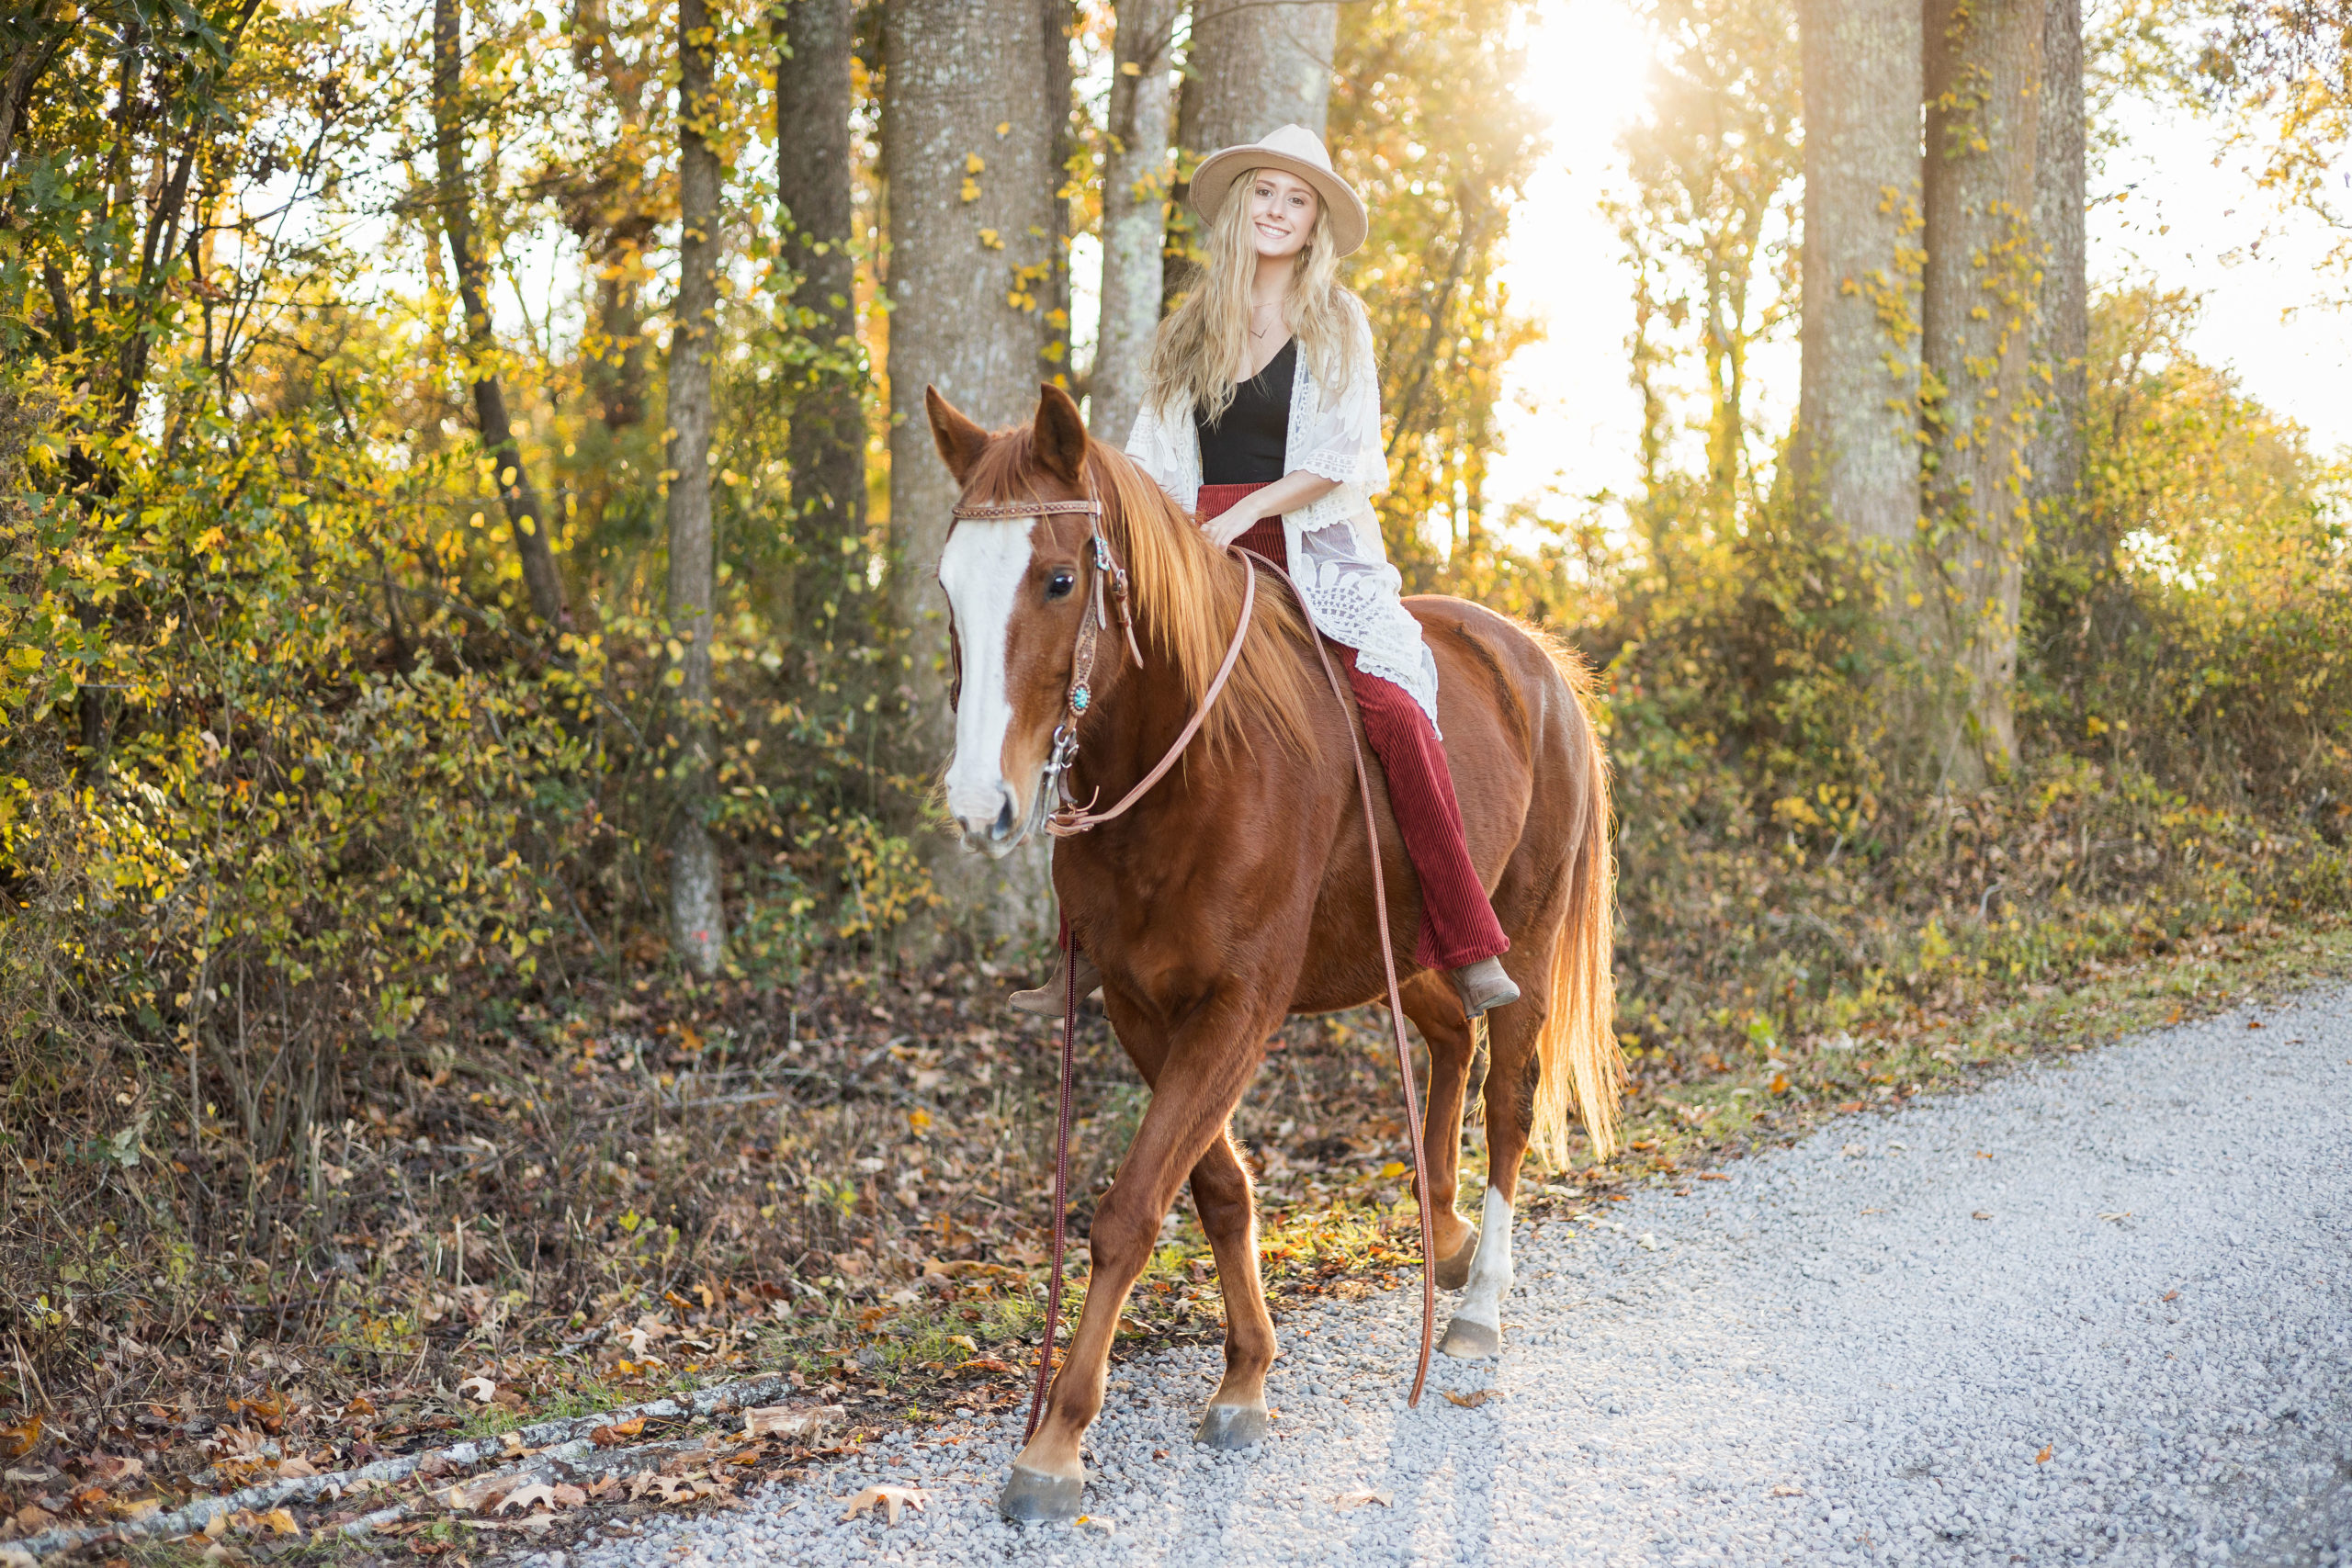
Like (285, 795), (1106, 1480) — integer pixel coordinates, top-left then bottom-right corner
(1528, 640), (1623, 1168)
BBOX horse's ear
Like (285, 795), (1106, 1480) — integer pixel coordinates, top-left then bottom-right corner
(1031, 382), (1089, 484)
(926, 386), (991, 485)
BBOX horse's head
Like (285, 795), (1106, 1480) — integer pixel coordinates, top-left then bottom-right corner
(928, 382), (1101, 858)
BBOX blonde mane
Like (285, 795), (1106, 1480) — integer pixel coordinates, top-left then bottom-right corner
(954, 429), (1321, 763)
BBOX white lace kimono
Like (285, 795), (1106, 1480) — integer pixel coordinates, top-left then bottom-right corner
(1124, 297), (1443, 735)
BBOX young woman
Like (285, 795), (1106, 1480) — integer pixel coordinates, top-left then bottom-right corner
(1011, 123), (1518, 1021)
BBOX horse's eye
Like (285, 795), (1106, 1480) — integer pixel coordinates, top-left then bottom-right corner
(1045, 568), (1077, 603)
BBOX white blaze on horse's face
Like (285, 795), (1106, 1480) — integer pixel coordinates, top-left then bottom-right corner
(939, 516), (1039, 857)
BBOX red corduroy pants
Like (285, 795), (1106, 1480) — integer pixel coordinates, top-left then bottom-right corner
(1199, 483), (1509, 971)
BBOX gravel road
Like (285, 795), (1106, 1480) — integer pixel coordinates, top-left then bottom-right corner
(560, 986), (2352, 1567)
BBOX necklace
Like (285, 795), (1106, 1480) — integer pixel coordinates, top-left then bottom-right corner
(1247, 299), (1281, 341)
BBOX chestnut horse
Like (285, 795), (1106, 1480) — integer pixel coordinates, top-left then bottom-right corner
(927, 383), (1622, 1522)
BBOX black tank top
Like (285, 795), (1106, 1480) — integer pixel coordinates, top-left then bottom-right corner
(1195, 337), (1295, 486)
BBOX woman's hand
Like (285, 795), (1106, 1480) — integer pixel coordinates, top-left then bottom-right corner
(1202, 500), (1264, 549)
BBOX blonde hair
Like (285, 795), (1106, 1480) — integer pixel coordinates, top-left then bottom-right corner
(1145, 171), (1364, 424)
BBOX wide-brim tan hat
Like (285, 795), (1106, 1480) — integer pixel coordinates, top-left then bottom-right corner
(1188, 124), (1367, 258)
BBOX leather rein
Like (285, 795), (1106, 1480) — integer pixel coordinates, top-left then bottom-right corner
(946, 490), (1439, 1442)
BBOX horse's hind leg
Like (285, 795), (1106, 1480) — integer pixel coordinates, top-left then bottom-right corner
(1186, 1127), (1276, 1448)
(1400, 974), (1482, 1289)
(1439, 930), (1553, 1359)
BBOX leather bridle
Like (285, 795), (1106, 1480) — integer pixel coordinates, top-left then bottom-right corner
(945, 486), (1439, 1445)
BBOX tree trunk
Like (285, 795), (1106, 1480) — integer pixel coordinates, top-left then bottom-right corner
(1041, 0), (1078, 389)
(1092, 0), (1182, 447)
(2028, 0), (2086, 533)
(1180, 0), (1339, 150)
(432, 0), (569, 633)
(1793, 0), (1923, 551)
(1921, 0), (2046, 783)
(0, 17), (72, 185)
(1169, 1), (1336, 312)
(883, 0), (1060, 946)
(776, 0), (869, 651)
(666, 0), (726, 976)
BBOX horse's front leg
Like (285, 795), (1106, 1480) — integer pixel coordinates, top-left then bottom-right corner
(998, 998), (1275, 1522)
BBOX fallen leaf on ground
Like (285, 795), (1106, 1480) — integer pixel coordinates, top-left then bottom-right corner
(1334, 1488), (1392, 1509)
(89, 1453), (144, 1484)
(2161, 1290), (2179, 1303)
(277, 1454), (320, 1479)
(2035, 1445), (2052, 1464)
(497, 1483), (587, 1514)
(0, 1416), (40, 1460)
(231, 1507), (300, 1537)
(743, 1404), (843, 1440)
(2098, 1212), (2132, 1222)
(457, 1376), (497, 1404)
(956, 1357), (1016, 1375)
(1770, 1485), (1804, 1497)
(838, 1483), (929, 1525)
(1696, 1173), (1730, 1182)
(1441, 1389), (1501, 1408)
(589, 1416), (646, 1447)
(1973, 1212), (1994, 1221)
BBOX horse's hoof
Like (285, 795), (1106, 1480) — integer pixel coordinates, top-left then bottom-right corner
(1434, 1224), (1482, 1291)
(996, 1462), (1085, 1523)
(1439, 1315), (1502, 1359)
(1193, 1401), (1270, 1450)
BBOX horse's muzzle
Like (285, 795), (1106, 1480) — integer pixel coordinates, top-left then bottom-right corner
(955, 779), (1029, 858)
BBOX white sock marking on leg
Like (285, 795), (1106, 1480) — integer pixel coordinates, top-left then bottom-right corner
(1454, 1185), (1514, 1329)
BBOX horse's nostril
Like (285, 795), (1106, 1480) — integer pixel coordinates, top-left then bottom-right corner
(990, 795), (1017, 840)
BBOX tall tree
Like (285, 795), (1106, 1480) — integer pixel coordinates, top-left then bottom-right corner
(667, 0), (726, 974)
(1331, 0), (1544, 588)
(1920, 0), (2047, 782)
(1041, 0), (1079, 390)
(882, 0), (1060, 941)
(775, 0), (868, 650)
(2028, 0), (2086, 534)
(1619, 0), (1803, 524)
(1091, 0), (1182, 446)
(1792, 0), (1922, 551)
(568, 0), (660, 444)
(1180, 0), (1339, 151)
(432, 0), (569, 632)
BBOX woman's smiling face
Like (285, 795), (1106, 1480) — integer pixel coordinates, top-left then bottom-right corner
(1245, 169), (1320, 261)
